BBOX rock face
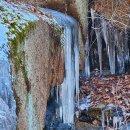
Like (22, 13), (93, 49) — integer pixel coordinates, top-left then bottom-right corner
(15, 0), (88, 70)
(45, 0), (88, 40)
(17, 0), (88, 40)
(11, 20), (64, 129)
(43, 0), (88, 70)
(0, 1), (64, 129)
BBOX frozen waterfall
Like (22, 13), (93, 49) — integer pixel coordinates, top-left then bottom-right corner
(40, 8), (79, 124)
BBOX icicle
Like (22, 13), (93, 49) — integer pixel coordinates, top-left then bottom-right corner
(95, 27), (102, 74)
(74, 25), (79, 106)
(91, 9), (103, 74)
(101, 19), (115, 74)
(84, 37), (90, 77)
(0, 25), (16, 129)
(90, 9), (95, 24)
(115, 27), (130, 73)
(91, 9), (117, 75)
(63, 26), (75, 123)
(115, 31), (125, 73)
(56, 85), (59, 103)
(108, 25), (116, 74)
(107, 115), (109, 127)
(124, 26), (129, 63)
(91, 8), (130, 74)
(56, 85), (59, 118)
(113, 116), (117, 130)
(59, 85), (63, 120)
(40, 8), (79, 124)
(113, 116), (123, 130)
(102, 110), (105, 130)
(0, 64), (16, 127)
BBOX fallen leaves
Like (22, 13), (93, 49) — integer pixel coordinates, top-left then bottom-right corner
(80, 73), (130, 112)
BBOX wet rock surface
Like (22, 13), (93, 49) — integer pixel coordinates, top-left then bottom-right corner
(11, 19), (64, 130)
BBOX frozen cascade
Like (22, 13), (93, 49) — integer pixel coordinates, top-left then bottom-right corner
(40, 8), (79, 124)
(0, 27), (16, 129)
(87, 8), (130, 75)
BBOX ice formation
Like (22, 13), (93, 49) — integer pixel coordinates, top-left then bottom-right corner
(0, 1), (38, 129)
(40, 8), (79, 124)
(86, 9), (130, 75)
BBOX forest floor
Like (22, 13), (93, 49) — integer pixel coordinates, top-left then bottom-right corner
(76, 72), (130, 129)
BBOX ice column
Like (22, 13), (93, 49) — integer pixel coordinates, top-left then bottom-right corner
(40, 8), (79, 124)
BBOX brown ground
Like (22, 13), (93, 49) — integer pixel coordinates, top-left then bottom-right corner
(80, 73), (130, 112)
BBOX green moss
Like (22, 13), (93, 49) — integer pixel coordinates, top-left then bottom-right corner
(9, 20), (36, 92)
(9, 21), (36, 70)
(3, 17), (9, 23)
(0, 6), (7, 11)
(0, 4), (36, 91)
(22, 64), (31, 92)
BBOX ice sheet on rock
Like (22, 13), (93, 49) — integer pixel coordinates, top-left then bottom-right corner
(40, 8), (79, 124)
(0, 98), (15, 130)
(0, 1), (39, 129)
(0, 0), (38, 22)
(0, 24), (9, 61)
(0, 28), (16, 130)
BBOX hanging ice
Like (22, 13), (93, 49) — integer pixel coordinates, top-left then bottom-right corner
(100, 14), (116, 74)
(84, 37), (90, 77)
(107, 24), (116, 74)
(115, 27), (129, 73)
(90, 9), (116, 74)
(91, 9), (103, 74)
(88, 9), (129, 75)
(40, 8), (79, 124)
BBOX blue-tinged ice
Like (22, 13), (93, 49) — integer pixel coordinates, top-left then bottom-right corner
(0, 0), (39, 129)
(40, 8), (79, 124)
(84, 37), (90, 77)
